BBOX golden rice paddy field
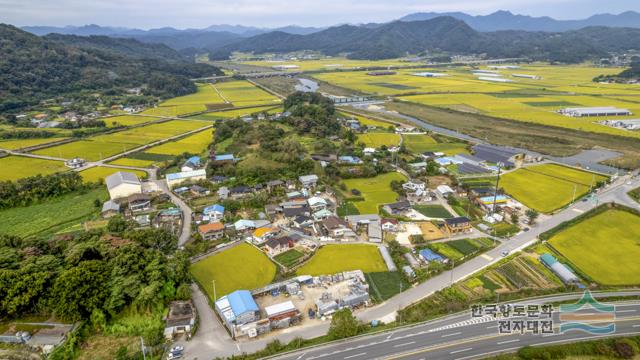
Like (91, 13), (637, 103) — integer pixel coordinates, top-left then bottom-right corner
(104, 115), (164, 128)
(0, 137), (69, 150)
(313, 64), (640, 138)
(33, 120), (208, 161)
(145, 129), (213, 155)
(141, 83), (226, 117)
(188, 105), (281, 121)
(0, 156), (68, 181)
(213, 80), (281, 107)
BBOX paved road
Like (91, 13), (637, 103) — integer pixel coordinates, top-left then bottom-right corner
(154, 178), (193, 246)
(272, 293), (640, 360)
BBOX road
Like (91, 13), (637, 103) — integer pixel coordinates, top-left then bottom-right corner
(181, 174), (640, 359)
(272, 293), (640, 360)
(154, 177), (194, 246)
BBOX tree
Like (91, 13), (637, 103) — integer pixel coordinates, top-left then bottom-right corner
(327, 308), (360, 340)
(525, 209), (539, 225)
(510, 213), (519, 224)
(51, 260), (110, 321)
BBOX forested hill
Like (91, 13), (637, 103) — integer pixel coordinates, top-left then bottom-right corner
(0, 24), (223, 114)
(209, 17), (640, 62)
(44, 33), (187, 61)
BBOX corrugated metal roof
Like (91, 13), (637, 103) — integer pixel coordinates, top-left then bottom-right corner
(166, 169), (206, 181)
(265, 301), (296, 317)
(227, 290), (258, 316)
(106, 171), (140, 190)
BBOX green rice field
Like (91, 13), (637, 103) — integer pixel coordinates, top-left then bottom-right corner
(0, 156), (68, 181)
(342, 172), (407, 213)
(296, 244), (387, 276)
(548, 209), (640, 285)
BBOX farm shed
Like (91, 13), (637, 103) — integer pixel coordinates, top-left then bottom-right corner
(378, 245), (397, 271)
(419, 249), (445, 263)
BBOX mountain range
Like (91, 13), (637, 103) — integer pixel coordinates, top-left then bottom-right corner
(400, 10), (640, 32)
(207, 17), (640, 62)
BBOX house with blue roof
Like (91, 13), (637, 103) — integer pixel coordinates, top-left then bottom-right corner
(214, 290), (260, 334)
(166, 169), (207, 188)
(419, 249), (445, 263)
(338, 156), (363, 165)
(181, 156), (202, 172)
(203, 204), (225, 221)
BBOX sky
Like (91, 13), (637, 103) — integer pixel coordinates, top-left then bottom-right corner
(1, 0), (639, 29)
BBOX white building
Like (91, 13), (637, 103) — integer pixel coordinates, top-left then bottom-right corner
(436, 185), (454, 197)
(166, 169), (207, 188)
(106, 171), (142, 200)
(559, 106), (632, 117)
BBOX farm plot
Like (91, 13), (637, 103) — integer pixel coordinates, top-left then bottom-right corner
(342, 172), (407, 214)
(402, 134), (468, 155)
(79, 167), (147, 183)
(429, 238), (494, 262)
(34, 120), (207, 161)
(141, 84), (226, 117)
(104, 115), (163, 127)
(213, 80), (281, 107)
(188, 106), (281, 121)
(500, 164), (607, 213)
(0, 156), (68, 181)
(190, 243), (276, 299)
(0, 188), (108, 237)
(548, 209), (640, 285)
(145, 129), (212, 155)
(413, 205), (451, 218)
(356, 132), (401, 148)
(296, 244), (387, 276)
(0, 137), (69, 150)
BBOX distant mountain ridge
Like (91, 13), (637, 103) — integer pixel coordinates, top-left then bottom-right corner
(208, 17), (640, 63)
(399, 10), (640, 32)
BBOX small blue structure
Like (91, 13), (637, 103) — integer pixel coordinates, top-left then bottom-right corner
(214, 154), (235, 162)
(186, 155), (201, 166)
(203, 204), (225, 220)
(419, 249), (445, 263)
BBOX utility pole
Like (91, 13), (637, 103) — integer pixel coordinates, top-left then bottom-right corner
(571, 184), (577, 204)
(450, 259), (455, 286)
(491, 162), (504, 216)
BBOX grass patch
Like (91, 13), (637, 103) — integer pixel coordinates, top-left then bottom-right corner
(337, 202), (360, 217)
(547, 208), (640, 285)
(341, 172), (407, 214)
(365, 271), (410, 302)
(413, 205), (451, 218)
(273, 249), (305, 268)
(190, 243), (276, 298)
(296, 244), (387, 276)
(0, 188), (108, 237)
(356, 132), (401, 148)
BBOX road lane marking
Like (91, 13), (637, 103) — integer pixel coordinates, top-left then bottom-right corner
(295, 352), (306, 360)
(450, 348), (473, 354)
(572, 208), (584, 213)
(633, 324), (640, 328)
(442, 332), (462, 338)
(480, 254), (493, 261)
(394, 341), (416, 348)
(618, 309), (636, 313)
(344, 353), (367, 359)
(497, 339), (520, 345)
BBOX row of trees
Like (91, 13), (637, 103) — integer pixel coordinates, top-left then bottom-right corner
(0, 172), (85, 210)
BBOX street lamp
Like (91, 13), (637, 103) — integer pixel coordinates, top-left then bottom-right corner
(490, 162), (505, 216)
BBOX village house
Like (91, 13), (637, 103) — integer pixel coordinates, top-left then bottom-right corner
(381, 218), (399, 232)
(230, 185), (253, 200)
(264, 236), (297, 256)
(383, 200), (411, 215)
(298, 174), (319, 189)
(203, 204), (225, 221)
(319, 216), (356, 240)
(101, 200), (120, 218)
(444, 216), (473, 235)
(166, 169), (207, 188)
(190, 184), (210, 197)
(266, 180), (284, 192)
(291, 215), (314, 229)
(127, 193), (151, 213)
(312, 208), (333, 221)
(307, 196), (328, 212)
(212, 153), (236, 164)
(253, 227), (279, 244)
(164, 301), (196, 340)
(198, 222), (225, 241)
(217, 186), (230, 200)
(181, 156), (202, 172)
